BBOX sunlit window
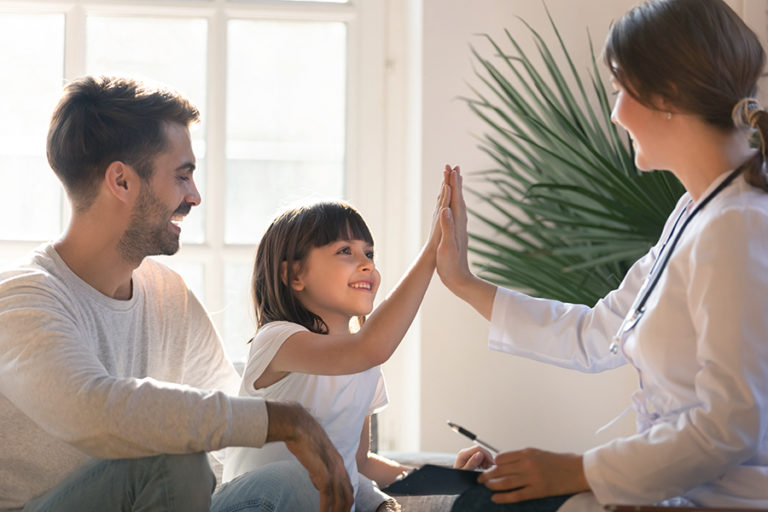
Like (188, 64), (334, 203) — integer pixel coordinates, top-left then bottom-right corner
(0, 1), (371, 364)
(0, 14), (65, 243)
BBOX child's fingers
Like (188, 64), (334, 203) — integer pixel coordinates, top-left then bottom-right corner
(438, 207), (455, 247)
(440, 183), (451, 208)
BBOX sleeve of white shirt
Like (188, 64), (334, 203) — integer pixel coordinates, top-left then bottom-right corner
(180, 287), (242, 395)
(0, 271), (269, 459)
(487, 194), (692, 374)
(584, 207), (768, 504)
(240, 321), (307, 394)
(488, 251), (652, 373)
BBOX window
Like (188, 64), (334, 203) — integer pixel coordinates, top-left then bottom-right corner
(0, 0), (388, 365)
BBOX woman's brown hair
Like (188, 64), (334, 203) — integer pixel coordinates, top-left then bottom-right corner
(603, 0), (768, 190)
(251, 201), (374, 335)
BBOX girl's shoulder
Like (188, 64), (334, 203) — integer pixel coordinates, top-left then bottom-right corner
(252, 320), (309, 345)
(241, 321), (311, 393)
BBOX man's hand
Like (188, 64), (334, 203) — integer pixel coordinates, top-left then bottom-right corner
(266, 401), (353, 512)
(477, 448), (589, 504)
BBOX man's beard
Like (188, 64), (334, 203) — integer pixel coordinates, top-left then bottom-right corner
(118, 185), (186, 265)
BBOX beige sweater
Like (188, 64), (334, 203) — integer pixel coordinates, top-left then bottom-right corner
(0, 244), (268, 510)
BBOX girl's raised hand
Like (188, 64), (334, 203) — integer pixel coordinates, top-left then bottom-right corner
(425, 166), (453, 253)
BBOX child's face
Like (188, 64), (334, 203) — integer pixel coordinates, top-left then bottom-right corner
(291, 238), (381, 332)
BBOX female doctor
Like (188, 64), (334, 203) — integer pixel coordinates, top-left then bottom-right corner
(437, 0), (768, 510)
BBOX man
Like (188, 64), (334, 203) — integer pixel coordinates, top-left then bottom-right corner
(0, 76), (353, 511)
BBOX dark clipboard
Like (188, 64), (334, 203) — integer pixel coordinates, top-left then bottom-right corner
(382, 464), (480, 496)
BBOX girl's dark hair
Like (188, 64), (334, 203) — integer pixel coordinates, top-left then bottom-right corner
(252, 201), (374, 335)
(603, 0), (768, 190)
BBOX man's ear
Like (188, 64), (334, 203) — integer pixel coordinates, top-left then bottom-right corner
(280, 260), (305, 291)
(104, 161), (138, 203)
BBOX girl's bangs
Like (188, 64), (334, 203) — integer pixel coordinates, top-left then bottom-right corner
(309, 204), (374, 247)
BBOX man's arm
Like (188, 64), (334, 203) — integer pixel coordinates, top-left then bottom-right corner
(266, 401), (353, 512)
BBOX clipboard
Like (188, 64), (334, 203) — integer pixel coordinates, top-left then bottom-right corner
(382, 464), (480, 496)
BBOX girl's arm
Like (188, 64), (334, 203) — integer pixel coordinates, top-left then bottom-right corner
(264, 170), (452, 376)
(436, 165), (497, 321)
(356, 415), (412, 486)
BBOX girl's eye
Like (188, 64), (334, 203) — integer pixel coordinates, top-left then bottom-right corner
(337, 247), (351, 255)
(366, 251), (375, 260)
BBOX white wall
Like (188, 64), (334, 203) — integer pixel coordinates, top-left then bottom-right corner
(376, 0), (757, 456)
(415, 0), (641, 457)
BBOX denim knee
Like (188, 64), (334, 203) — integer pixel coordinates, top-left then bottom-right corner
(212, 460), (319, 512)
(149, 452), (216, 511)
(23, 453), (216, 512)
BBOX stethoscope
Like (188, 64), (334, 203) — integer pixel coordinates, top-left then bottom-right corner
(608, 165), (745, 355)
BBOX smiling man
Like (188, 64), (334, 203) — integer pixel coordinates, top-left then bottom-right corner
(0, 76), (352, 512)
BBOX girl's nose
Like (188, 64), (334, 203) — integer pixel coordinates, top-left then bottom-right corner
(358, 255), (374, 272)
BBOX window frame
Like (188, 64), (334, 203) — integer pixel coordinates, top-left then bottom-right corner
(0, 0), (391, 363)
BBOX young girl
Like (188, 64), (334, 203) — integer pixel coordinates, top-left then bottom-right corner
(223, 178), (450, 511)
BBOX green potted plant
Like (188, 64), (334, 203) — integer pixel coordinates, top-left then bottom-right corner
(465, 10), (684, 305)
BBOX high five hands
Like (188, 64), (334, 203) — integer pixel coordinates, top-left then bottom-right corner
(437, 164), (590, 504)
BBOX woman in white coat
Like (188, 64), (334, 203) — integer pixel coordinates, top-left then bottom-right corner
(438, 0), (768, 510)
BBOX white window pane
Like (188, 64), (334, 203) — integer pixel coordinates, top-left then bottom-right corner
(0, 13), (65, 241)
(86, 15), (208, 244)
(224, 262), (255, 364)
(226, 20), (346, 244)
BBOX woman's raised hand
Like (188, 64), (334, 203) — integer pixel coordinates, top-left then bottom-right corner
(435, 164), (497, 320)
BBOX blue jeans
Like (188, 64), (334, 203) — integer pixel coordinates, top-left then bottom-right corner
(451, 485), (573, 512)
(212, 461), (320, 512)
(23, 453), (216, 512)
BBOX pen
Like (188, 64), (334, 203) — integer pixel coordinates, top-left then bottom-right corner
(446, 420), (499, 455)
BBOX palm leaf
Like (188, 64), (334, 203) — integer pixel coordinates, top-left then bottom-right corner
(466, 15), (684, 306)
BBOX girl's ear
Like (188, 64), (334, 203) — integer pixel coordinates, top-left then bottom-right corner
(281, 261), (305, 291)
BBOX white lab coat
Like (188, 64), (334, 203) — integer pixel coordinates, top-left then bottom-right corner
(488, 171), (768, 508)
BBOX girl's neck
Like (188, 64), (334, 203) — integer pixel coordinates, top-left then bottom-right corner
(322, 315), (353, 335)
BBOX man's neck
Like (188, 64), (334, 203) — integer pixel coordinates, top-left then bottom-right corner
(54, 223), (138, 301)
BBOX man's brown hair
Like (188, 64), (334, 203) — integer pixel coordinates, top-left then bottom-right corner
(46, 76), (200, 209)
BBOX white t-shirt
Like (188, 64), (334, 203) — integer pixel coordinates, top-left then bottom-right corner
(224, 321), (388, 508)
(0, 243), (268, 511)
